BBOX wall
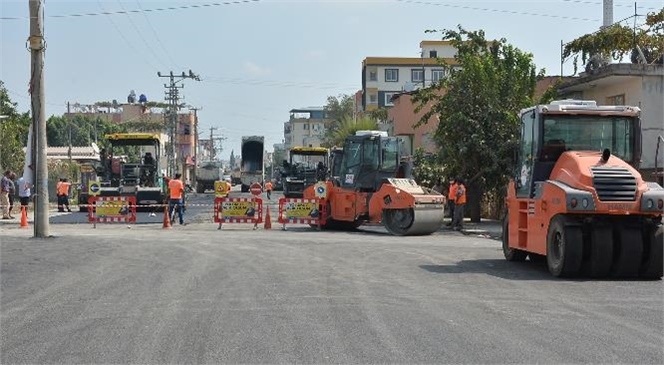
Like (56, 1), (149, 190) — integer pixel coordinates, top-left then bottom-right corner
(388, 92), (440, 154)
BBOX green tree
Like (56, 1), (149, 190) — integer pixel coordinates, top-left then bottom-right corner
(47, 115), (126, 149)
(563, 8), (663, 74)
(323, 94), (355, 144)
(412, 148), (445, 188)
(0, 81), (31, 174)
(326, 116), (378, 147)
(413, 26), (544, 222)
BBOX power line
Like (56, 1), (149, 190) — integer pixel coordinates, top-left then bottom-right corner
(1, 0), (261, 21)
(560, 0), (661, 11)
(200, 77), (357, 90)
(114, 0), (168, 69)
(134, 0), (180, 68)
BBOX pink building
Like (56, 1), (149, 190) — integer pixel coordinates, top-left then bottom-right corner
(388, 91), (442, 155)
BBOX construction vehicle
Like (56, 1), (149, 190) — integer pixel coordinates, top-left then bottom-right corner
(240, 136), (265, 192)
(302, 130), (445, 235)
(195, 160), (223, 193)
(79, 133), (165, 211)
(503, 100), (663, 278)
(282, 146), (329, 198)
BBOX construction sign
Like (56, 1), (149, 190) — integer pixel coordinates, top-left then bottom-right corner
(96, 197), (132, 218)
(283, 201), (319, 219)
(214, 180), (230, 198)
(88, 196), (137, 225)
(220, 199), (258, 220)
(88, 180), (101, 196)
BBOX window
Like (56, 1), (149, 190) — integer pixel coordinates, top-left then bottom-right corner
(516, 111), (535, 197)
(607, 94), (625, 105)
(411, 69), (424, 83)
(384, 92), (396, 106)
(303, 124), (309, 130)
(385, 69), (398, 82)
(380, 137), (399, 171)
(369, 71), (377, 81)
(369, 94), (378, 104)
(429, 50), (437, 58)
(432, 69), (445, 82)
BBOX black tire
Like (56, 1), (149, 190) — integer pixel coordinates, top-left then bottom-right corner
(241, 184), (249, 193)
(640, 224), (663, 279)
(611, 228), (643, 278)
(587, 225), (613, 278)
(528, 253), (546, 263)
(546, 216), (583, 277)
(502, 211), (527, 262)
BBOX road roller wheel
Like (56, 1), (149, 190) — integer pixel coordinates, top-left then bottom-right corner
(587, 225), (613, 278)
(639, 224), (663, 279)
(611, 228), (643, 278)
(382, 207), (443, 236)
(502, 212), (527, 262)
(546, 216), (583, 277)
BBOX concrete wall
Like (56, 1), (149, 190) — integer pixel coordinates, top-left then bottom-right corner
(388, 93), (439, 154)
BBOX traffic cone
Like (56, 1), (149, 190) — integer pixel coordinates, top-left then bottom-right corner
(264, 206), (272, 230)
(20, 206), (28, 228)
(162, 205), (172, 229)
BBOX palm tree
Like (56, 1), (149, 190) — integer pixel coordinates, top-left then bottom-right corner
(326, 116), (378, 147)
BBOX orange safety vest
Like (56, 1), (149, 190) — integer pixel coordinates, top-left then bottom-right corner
(448, 183), (457, 202)
(455, 184), (467, 205)
(168, 179), (184, 199)
(57, 181), (71, 196)
(265, 181), (273, 191)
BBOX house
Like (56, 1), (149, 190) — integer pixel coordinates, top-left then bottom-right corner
(283, 107), (331, 149)
(558, 63), (664, 176)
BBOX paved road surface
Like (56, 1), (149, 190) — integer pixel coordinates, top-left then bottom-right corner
(2, 221), (662, 364)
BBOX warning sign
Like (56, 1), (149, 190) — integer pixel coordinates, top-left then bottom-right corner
(220, 200), (258, 219)
(283, 201), (319, 219)
(88, 180), (101, 196)
(214, 180), (230, 198)
(96, 198), (132, 218)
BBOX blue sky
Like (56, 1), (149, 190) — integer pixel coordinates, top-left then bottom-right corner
(1, 0), (660, 159)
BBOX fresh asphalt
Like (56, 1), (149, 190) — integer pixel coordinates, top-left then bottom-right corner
(1, 189), (662, 364)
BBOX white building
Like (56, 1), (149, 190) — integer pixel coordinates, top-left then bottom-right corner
(361, 40), (458, 112)
(283, 107), (330, 149)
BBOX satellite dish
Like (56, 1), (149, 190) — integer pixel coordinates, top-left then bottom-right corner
(91, 142), (100, 154)
(403, 82), (416, 92)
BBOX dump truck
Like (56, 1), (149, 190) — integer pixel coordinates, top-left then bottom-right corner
(282, 146), (329, 198)
(240, 136), (264, 192)
(503, 100), (663, 278)
(303, 130), (445, 235)
(195, 161), (223, 193)
(79, 133), (166, 211)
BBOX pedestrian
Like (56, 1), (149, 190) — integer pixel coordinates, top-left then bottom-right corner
(1, 170), (12, 219)
(56, 178), (72, 212)
(168, 172), (185, 225)
(446, 177), (457, 224)
(17, 175), (31, 209)
(265, 180), (273, 200)
(8, 171), (16, 219)
(451, 178), (467, 231)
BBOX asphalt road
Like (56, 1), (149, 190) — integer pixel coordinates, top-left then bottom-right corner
(2, 218), (662, 364)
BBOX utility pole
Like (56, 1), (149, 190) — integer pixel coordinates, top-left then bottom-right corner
(157, 70), (200, 177)
(29, 0), (49, 238)
(189, 106), (202, 184)
(209, 127), (218, 160)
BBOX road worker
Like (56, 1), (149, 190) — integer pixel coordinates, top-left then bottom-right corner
(56, 178), (72, 212)
(451, 178), (467, 231)
(265, 180), (273, 200)
(168, 173), (185, 225)
(446, 177), (457, 224)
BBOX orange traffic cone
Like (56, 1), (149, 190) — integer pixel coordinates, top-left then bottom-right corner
(20, 206), (28, 228)
(162, 205), (172, 229)
(264, 206), (272, 230)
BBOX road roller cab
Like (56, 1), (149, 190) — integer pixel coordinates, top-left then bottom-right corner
(503, 100), (663, 278)
(303, 130), (446, 235)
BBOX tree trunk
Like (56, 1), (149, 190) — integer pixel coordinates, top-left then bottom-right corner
(467, 181), (482, 223)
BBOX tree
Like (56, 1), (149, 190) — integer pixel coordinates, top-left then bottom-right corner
(323, 94), (355, 144)
(0, 81), (31, 174)
(46, 115), (125, 149)
(413, 26), (544, 222)
(563, 8), (664, 74)
(326, 116), (378, 147)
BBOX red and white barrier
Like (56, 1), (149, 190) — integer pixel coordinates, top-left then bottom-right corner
(278, 197), (322, 230)
(88, 196), (137, 227)
(214, 197), (263, 230)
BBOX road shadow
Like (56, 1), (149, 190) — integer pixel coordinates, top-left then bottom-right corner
(420, 259), (662, 282)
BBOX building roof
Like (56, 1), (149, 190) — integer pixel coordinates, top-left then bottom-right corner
(558, 64), (664, 92)
(362, 57), (457, 67)
(289, 107), (325, 113)
(22, 146), (100, 161)
(419, 40), (453, 47)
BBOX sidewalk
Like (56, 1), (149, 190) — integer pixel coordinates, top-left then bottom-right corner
(442, 217), (503, 240)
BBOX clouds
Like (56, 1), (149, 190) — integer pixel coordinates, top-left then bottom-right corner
(242, 61), (271, 76)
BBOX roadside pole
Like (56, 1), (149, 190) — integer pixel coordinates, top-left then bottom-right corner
(29, 0), (49, 237)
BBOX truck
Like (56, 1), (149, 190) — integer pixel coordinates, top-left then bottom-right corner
(282, 146), (329, 198)
(240, 136), (265, 192)
(502, 100), (663, 279)
(79, 133), (166, 211)
(195, 161), (223, 193)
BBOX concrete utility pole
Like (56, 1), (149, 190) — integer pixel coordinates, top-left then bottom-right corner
(189, 106), (202, 183)
(29, 0), (49, 238)
(157, 70), (200, 177)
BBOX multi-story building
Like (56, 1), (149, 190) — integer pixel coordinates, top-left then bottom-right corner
(283, 107), (330, 149)
(361, 40), (458, 112)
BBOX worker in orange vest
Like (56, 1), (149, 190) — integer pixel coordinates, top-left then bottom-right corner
(56, 178), (72, 212)
(451, 178), (467, 231)
(446, 177), (457, 224)
(168, 173), (185, 225)
(265, 180), (273, 200)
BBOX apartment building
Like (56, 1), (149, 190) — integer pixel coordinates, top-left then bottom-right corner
(361, 40), (458, 112)
(283, 107), (331, 149)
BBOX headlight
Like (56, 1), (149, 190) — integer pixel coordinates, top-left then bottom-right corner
(582, 198), (589, 209)
(647, 199), (654, 209)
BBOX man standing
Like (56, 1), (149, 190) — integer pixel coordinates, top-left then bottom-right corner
(446, 177), (457, 224)
(7, 171), (16, 219)
(56, 178), (72, 212)
(451, 178), (467, 231)
(168, 173), (185, 225)
(265, 180), (273, 200)
(1, 170), (12, 219)
(17, 175), (31, 209)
